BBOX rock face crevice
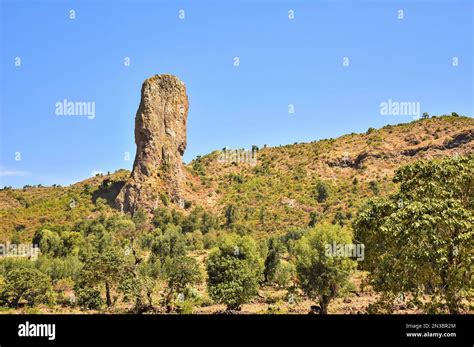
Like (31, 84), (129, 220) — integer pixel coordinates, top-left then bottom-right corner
(116, 74), (189, 213)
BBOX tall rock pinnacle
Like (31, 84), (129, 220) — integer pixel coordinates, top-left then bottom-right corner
(116, 74), (189, 213)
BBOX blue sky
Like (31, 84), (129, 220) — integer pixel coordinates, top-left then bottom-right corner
(0, 0), (472, 187)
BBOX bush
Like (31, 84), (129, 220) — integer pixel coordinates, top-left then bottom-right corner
(316, 182), (329, 203)
(0, 267), (55, 307)
(225, 205), (238, 228)
(76, 287), (103, 310)
(54, 278), (75, 306)
(33, 229), (63, 257)
(206, 235), (263, 310)
(150, 225), (186, 261)
(203, 230), (220, 249)
(308, 211), (318, 227)
(369, 180), (379, 195)
(185, 230), (204, 251)
(36, 255), (83, 281)
(273, 260), (295, 288)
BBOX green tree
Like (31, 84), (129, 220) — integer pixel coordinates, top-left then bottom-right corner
(76, 287), (103, 310)
(0, 267), (55, 307)
(132, 208), (149, 232)
(77, 223), (127, 308)
(225, 204), (238, 228)
(33, 229), (63, 257)
(118, 261), (156, 313)
(36, 255), (83, 281)
(294, 224), (356, 314)
(353, 156), (473, 313)
(273, 260), (296, 288)
(150, 225), (186, 262)
(263, 237), (283, 283)
(316, 182), (329, 203)
(185, 230), (204, 251)
(308, 211), (318, 227)
(152, 208), (173, 229)
(77, 246), (126, 308)
(369, 180), (380, 195)
(206, 235), (263, 310)
(163, 256), (202, 310)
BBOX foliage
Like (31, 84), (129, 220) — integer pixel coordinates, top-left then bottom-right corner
(163, 256), (202, 310)
(150, 225), (186, 262)
(353, 156), (474, 313)
(206, 234), (263, 310)
(263, 236), (283, 283)
(316, 182), (329, 203)
(36, 255), (83, 281)
(0, 267), (55, 307)
(294, 224), (356, 314)
(77, 224), (128, 308)
(185, 230), (204, 251)
(273, 260), (296, 288)
(76, 287), (103, 310)
(118, 261), (156, 312)
(225, 204), (238, 228)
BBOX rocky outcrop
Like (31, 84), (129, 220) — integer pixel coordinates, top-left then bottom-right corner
(116, 74), (189, 213)
(401, 129), (474, 156)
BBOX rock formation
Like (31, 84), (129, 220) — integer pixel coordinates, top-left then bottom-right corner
(116, 74), (189, 213)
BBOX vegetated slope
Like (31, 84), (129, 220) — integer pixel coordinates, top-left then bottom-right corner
(187, 115), (473, 237)
(1, 115), (472, 241)
(0, 170), (130, 241)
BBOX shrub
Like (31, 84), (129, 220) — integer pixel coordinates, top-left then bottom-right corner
(0, 267), (55, 307)
(150, 225), (186, 261)
(225, 204), (238, 228)
(369, 180), (379, 195)
(316, 182), (329, 203)
(54, 278), (75, 305)
(185, 230), (204, 251)
(308, 210), (319, 226)
(76, 287), (103, 310)
(36, 255), (83, 281)
(273, 260), (295, 288)
(203, 230), (219, 249)
(33, 229), (63, 257)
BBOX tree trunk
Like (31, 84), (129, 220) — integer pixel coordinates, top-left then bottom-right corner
(319, 295), (330, 314)
(105, 282), (112, 307)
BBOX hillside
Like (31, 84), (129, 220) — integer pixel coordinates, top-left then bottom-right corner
(186, 114), (473, 236)
(0, 114), (472, 242)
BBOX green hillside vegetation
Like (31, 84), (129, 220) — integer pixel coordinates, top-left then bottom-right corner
(0, 115), (472, 314)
